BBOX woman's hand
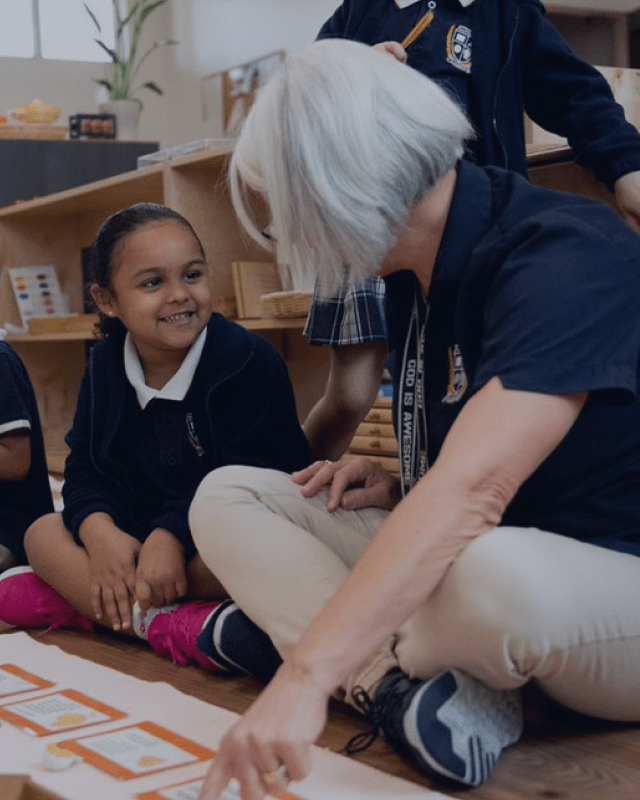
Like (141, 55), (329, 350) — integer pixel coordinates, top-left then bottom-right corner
(198, 663), (328, 800)
(373, 40), (407, 63)
(80, 515), (140, 631)
(135, 528), (188, 611)
(292, 456), (401, 512)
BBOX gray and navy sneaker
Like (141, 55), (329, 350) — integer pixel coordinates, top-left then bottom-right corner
(347, 667), (523, 787)
(196, 599), (283, 684)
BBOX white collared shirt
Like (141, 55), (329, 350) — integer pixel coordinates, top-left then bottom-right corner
(124, 327), (208, 410)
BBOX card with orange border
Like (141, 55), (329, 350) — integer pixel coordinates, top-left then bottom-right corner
(0, 664), (55, 697)
(0, 689), (126, 736)
(137, 776), (303, 800)
(60, 721), (214, 780)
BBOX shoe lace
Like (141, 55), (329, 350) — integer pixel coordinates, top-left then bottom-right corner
(341, 668), (416, 757)
(341, 685), (383, 755)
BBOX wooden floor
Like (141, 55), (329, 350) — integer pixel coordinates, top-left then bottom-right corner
(2, 622), (640, 799)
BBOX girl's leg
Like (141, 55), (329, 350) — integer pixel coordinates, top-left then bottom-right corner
(185, 553), (228, 601)
(190, 465), (396, 694)
(395, 525), (640, 721)
(24, 512), (105, 621)
(18, 513), (223, 671)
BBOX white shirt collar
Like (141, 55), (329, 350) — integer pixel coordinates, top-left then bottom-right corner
(124, 327), (208, 409)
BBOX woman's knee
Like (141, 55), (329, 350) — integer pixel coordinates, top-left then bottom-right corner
(190, 466), (291, 553)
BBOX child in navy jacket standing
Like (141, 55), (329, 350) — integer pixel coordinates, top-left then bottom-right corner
(0, 203), (310, 672)
(303, 0), (640, 461)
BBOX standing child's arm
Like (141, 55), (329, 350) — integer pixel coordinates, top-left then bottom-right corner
(521, 5), (640, 190)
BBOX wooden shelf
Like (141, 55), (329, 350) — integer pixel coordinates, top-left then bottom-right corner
(0, 144), (329, 458)
(5, 315), (304, 343)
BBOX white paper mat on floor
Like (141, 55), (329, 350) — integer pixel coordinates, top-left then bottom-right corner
(0, 632), (450, 800)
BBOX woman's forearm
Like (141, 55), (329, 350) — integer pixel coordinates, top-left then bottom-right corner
(287, 464), (494, 693)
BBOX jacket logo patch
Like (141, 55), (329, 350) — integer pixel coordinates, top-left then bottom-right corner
(446, 25), (472, 73)
(442, 344), (468, 404)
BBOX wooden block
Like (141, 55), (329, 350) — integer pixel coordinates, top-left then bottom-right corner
(231, 261), (282, 318)
(349, 435), (399, 457)
(356, 421), (396, 439)
(364, 406), (393, 424)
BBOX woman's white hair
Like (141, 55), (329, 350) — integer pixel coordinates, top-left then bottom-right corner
(229, 38), (474, 293)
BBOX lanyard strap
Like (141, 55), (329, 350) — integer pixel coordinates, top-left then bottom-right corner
(398, 289), (430, 497)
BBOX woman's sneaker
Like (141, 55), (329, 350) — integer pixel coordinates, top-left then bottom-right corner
(0, 566), (92, 631)
(351, 667), (522, 787)
(196, 599), (282, 683)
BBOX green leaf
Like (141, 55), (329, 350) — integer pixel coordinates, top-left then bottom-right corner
(141, 81), (164, 95)
(118, 0), (142, 36)
(94, 38), (120, 63)
(83, 2), (101, 33)
(94, 78), (113, 91)
(140, 0), (169, 23)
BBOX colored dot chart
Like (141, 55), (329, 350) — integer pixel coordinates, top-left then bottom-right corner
(8, 265), (67, 326)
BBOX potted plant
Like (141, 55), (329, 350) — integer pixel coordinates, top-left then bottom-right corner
(84, 0), (178, 139)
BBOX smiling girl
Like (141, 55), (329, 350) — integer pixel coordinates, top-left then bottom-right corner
(0, 203), (311, 668)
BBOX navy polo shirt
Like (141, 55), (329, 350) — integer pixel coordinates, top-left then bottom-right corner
(318, 0), (473, 112)
(0, 342), (53, 561)
(385, 161), (640, 555)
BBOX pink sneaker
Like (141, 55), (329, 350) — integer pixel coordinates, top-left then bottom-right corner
(0, 566), (92, 631)
(132, 600), (223, 671)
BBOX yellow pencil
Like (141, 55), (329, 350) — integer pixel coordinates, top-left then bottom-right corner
(401, 10), (435, 49)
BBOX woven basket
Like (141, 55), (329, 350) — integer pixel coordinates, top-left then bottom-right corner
(260, 290), (313, 319)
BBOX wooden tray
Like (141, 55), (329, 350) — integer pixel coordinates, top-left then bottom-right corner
(0, 124), (67, 141)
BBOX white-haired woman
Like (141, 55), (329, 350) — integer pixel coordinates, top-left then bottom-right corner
(192, 39), (640, 800)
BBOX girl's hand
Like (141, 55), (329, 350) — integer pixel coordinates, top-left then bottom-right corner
(292, 456), (402, 512)
(198, 663), (327, 800)
(135, 528), (187, 611)
(373, 40), (407, 62)
(80, 518), (140, 631)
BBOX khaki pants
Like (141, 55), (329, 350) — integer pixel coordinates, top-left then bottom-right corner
(190, 465), (640, 720)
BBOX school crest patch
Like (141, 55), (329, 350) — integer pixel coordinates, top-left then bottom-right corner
(446, 25), (472, 73)
(442, 344), (468, 404)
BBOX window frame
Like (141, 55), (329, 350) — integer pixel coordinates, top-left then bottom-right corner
(0, 0), (116, 62)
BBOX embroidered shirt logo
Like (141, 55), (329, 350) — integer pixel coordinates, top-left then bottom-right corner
(442, 344), (468, 404)
(446, 25), (472, 73)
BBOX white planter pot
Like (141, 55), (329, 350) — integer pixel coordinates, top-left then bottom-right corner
(99, 100), (141, 141)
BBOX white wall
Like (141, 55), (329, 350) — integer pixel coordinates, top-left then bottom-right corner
(0, 1), (337, 149)
(163, 0), (338, 147)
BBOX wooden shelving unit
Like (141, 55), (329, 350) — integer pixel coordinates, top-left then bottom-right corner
(0, 144), (329, 463)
